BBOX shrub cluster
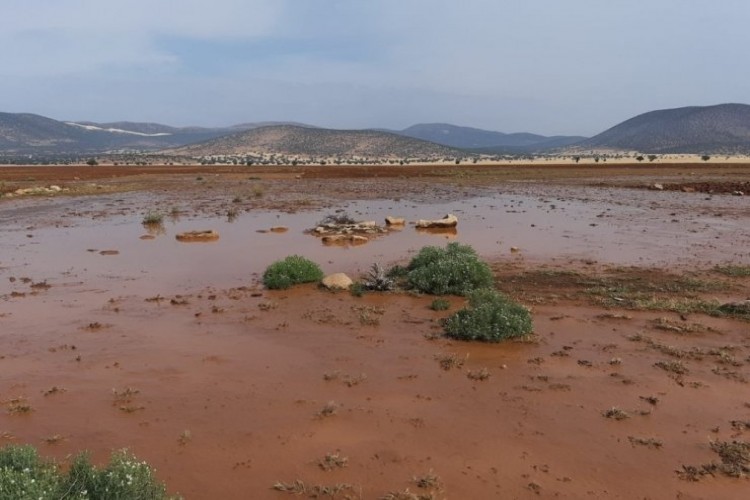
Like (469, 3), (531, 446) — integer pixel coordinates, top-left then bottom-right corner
(406, 242), (493, 296)
(0, 445), (176, 499)
(262, 255), (324, 290)
(443, 289), (532, 342)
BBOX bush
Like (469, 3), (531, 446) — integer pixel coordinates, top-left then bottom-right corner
(0, 445), (175, 499)
(430, 298), (451, 311)
(142, 212), (164, 225)
(407, 243), (493, 295)
(443, 289), (532, 342)
(263, 255), (324, 290)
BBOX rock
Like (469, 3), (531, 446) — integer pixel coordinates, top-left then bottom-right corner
(719, 300), (750, 315)
(415, 214), (458, 229)
(385, 216), (406, 226)
(680, 186), (695, 193)
(321, 273), (353, 290)
(99, 250), (120, 256)
(269, 226), (288, 233)
(321, 234), (368, 245)
(510, 246), (520, 253)
(650, 183), (664, 191)
(49, 185), (62, 192)
(139, 235), (155, 240)
(175, 230), (220, 242)
(732, 191), (744, 196)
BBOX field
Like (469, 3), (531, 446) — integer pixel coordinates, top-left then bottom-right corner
(1, 162), (749, 499)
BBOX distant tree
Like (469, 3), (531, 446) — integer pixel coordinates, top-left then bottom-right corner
(573, 156), (581, 163)
(647, 155), (658, 162)
(86, 158), (98, 166)
(594, 156), (600, 163)
(455, 159), (461, 165)
(635, 156), (644, 162)
(701, 155), (711, 161)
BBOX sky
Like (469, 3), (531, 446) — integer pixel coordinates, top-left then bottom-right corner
(1, 0), (749, 136)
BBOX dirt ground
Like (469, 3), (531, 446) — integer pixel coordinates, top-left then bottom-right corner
(1, 163), (749, 499)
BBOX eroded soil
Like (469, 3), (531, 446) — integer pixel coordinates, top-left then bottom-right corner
(1, 163), (749, 499)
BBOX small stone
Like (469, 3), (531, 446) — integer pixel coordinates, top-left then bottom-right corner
(321, 273), (353, 290)
(650, 183), (664, 191)
(510, 246), (520, 253)
(415, 214), (458, 228)
(385, 216), (406, 226)
(269, 226), (288, 233)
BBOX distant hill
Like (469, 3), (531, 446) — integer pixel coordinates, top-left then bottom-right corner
(394, 123), (586, 151)
(0, 113), (318, 154)
(578, 103), (750, 153)
(168, 125), (465, 159)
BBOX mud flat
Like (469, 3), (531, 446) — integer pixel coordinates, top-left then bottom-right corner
(1, 164), (749, 499)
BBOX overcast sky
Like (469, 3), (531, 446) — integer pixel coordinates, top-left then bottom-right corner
(1, 0), (748, 135)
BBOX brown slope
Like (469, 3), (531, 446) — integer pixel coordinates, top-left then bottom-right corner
(167, 125), (467, 159)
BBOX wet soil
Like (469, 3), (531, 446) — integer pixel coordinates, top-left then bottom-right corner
(1, 164), (749, 499)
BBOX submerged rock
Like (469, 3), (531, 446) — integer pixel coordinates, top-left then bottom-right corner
(385, 216), (406, 226)
(175, 230), (220, 242)
(415, 214), (458, 228)
(321, 234), (368, 245)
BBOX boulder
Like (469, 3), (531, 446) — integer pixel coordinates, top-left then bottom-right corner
(321, 273), (353, 290)
(385, 216), (406, 226)
(269, 226), (288, 233)
(415, 214), (458, 229)
(175, 230), (220, 242)
(650, 183), (664, 191)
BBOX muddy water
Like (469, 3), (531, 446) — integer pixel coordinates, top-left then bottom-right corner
(1, 186), (749, 499)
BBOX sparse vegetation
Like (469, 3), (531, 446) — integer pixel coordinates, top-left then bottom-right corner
(318, 453), (348, 471)
(443, 289), (532, 342)
(0, 444), (176, 499)
(429, 298), (450, 311)
(262, 255), (324, 290)
(434, 352), (467, 371)
(714, 264), (750, 277)
(406, 243), (493, 296)
(362, 263), (395, 291)
(602, 407), (630, 420)
(142, 212), (164, 225)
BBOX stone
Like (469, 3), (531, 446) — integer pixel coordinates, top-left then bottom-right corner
(385, 216), (406, 226)
(321, 234), (368, 245)
(732, 191), (744, 196)
(415, 214), (458, 229)
(175, 230), (220, 242)
(321, 273), (353, 290)
(650, 183), (664, 191)
(510, 246), (520, 253)
(49, 185), (62, 192)
(269, 226), (288, 233)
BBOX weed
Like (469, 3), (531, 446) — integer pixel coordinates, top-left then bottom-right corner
(467, 368), (491, 381)
(602, 407), (630, 420)
(142, 212), (163, 225)
(650, 317), (713, 334)
(354, 305), (384, 326)
(318, 452), (348, 471)
(273, 480), (307, 494)
(42, 435), (64, 445)
(407, 243), (493, 296)
(714, 265), (750, 277)
(226, 207), (239, 222)
(251, 184), (264, 198)
(42, 386), (65, 397)
(628, 436), (663, 449)
(413, 470), (441, 489)
(654, 360), (689, 375)
(429, 298), (450, 311)
(319, 213), (356, 225)
(350, 282), (366, 297)
(317, 401), (338, 418)
(362, 263), (395, 291)
(434, 352), (467, 371)
(263, 255), (324, 290)
(178, 430), (192, 446)
(639, 395), (660, 406)
(443, 289), (532, 342)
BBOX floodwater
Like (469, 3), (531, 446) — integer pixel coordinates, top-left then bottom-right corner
(1, 185), (749, 499)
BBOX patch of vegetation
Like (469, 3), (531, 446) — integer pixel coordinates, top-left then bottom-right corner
(654, 360), (689, 375)
(0, 444), (177, 499)
(318, 453), (348, 471)
(142, 212), (164, 225)
(678, 440), (749, 480)
(406, 243), (493, 296)
(714, 265), (750, 277)
(319, 213), (356, 225)
(350, 282), (366, 297)
(443, 289), (532, 342)
(602, 407), (630, 420)
(362, 263), (395, 291)
(429, 298), (450, 311)
(434, 352), (466, 371)
(466, 368), (491, 381)
(262, 255), (324, 290)
(628, 436), (663, 449)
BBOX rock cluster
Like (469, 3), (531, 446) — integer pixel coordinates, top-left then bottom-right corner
(415, 214), (458, 229)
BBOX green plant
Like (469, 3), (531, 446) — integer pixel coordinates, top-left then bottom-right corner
(362, 263), (395, 291)
(443, 289), (532, 342)
(429, 298), (450, 311)
(142, 212), (163, 225)
(0, 445), (176, 499)
(262, 255), (324, 290)
(407, 243), (493, 296)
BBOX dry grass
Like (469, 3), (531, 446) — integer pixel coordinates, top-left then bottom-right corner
(434, 353), (467, 371)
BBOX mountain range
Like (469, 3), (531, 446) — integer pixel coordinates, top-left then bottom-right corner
(2, 103), (750, 157)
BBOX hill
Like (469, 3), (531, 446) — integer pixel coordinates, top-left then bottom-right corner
(395, 123), (585, 151)
(578, 103), (750, 153)
(169, 125), (465, 159)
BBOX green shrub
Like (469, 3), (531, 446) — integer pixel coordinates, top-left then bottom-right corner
(430, 298), (451, 311)
(407, 243), (493, 295)
(0, 445), (176, 499)
(142, 212), (164, 225)
(443, 289), (532, 342)
(263, 255), (324, 290)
